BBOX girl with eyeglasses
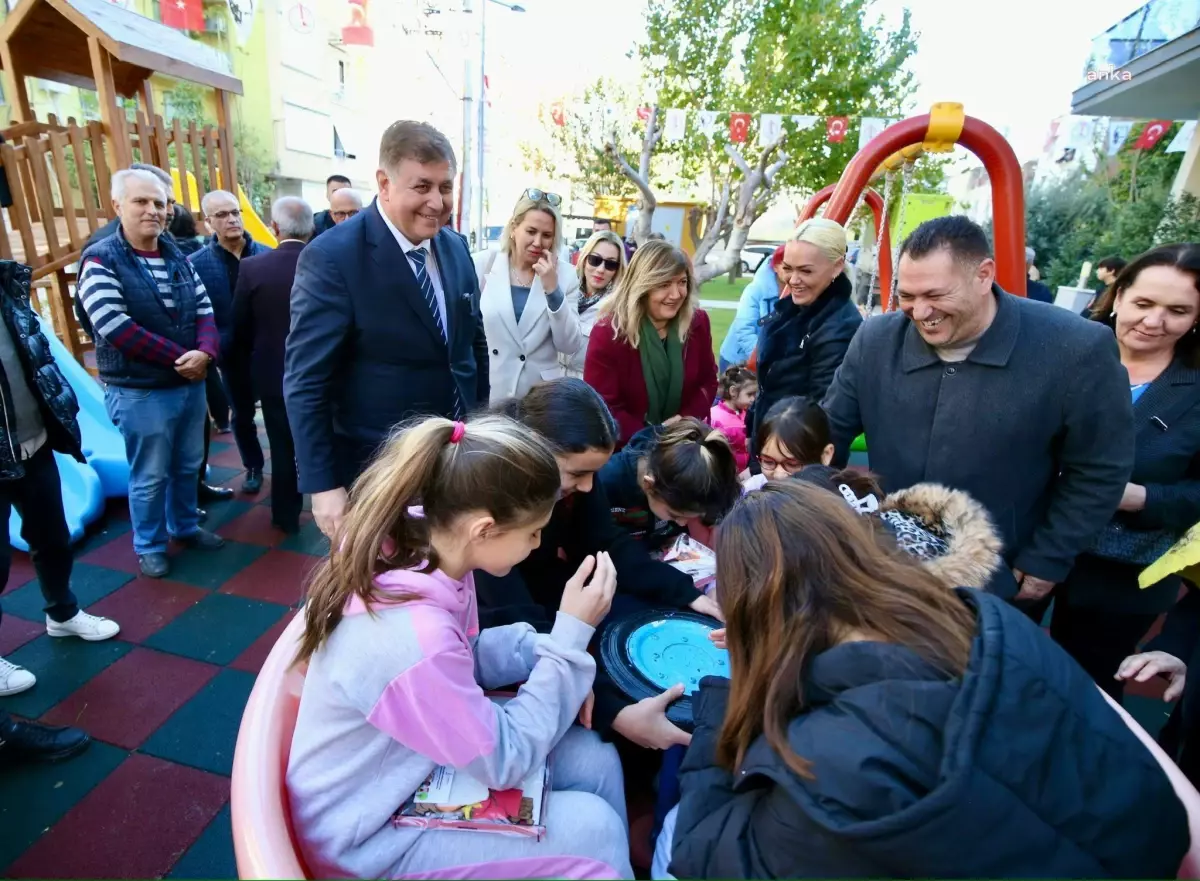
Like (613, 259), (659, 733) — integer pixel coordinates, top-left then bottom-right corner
(562, 231), (628, 378)
(474, 189), (582, 404)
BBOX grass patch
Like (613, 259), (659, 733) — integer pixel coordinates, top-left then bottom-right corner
(706, 306), (735, 360)
(699, 276), (751, 302)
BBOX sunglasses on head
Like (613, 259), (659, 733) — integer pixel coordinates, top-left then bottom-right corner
(585, 253), (621, 271)
(524, 188), (562, 207)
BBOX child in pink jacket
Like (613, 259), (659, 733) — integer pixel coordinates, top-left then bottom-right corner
(710, 365), (758, 473)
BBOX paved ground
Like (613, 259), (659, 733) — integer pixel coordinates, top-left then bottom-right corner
(0, 428), (1176, 877)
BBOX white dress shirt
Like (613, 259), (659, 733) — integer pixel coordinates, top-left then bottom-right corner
(376, 200), (448, 331)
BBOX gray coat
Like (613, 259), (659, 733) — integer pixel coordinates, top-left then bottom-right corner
(822, 287), (1134, 598)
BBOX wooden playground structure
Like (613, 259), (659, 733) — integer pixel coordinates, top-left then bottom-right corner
(0, 0), (243, 370)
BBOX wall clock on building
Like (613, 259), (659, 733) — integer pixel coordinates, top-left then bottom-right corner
(287, 2), (315, 33)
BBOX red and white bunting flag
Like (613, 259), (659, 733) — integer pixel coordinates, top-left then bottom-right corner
(549, 101), (565, 127)
(826, 116), (849, 143)
(729, 113), (751, 143)
(1133, 120), (1172, 150)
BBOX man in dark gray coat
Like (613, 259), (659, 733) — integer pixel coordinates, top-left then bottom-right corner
(822, 216), (1134, 603)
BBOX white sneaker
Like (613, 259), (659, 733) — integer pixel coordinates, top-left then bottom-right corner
(0, 656), (36, 696)
(46, 611), (120, 642)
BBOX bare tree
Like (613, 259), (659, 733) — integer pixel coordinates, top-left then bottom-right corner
(605, 105), (663, 246)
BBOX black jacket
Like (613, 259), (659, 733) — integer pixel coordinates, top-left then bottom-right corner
(751, 271), (861, 452)
(312, 209), (336, 238)
(475, 481), (701, 735)
(188, 233), (272, 361)
(1062, 357), (1200, 614)
(597, 425), (687, 551)
(284, 202), (490, 492)
(0, 262), (84, 480)
(1147, 584), (1200, 783)
(1026, 278), (1054, 304)
(670, 589), (1189, 879)
(229, 240), (305, 400)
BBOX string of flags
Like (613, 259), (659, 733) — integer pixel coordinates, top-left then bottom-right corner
(547, 102), (898, 150)
(1042, 116), (1196, 165)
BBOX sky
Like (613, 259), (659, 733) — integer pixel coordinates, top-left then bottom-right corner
(479, 0), (1147, 167)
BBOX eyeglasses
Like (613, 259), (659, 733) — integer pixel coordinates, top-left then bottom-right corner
(209, 208), (242, 221)
(585, 253), (621, 271)
(331, 209), (360, 220)
(524, 188), (562, 207)
(758, 455), (803, 474)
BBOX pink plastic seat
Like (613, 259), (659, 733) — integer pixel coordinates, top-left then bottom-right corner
(231, 611), (311, 880)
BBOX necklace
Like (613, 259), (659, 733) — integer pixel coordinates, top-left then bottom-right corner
(509, 265), (534, 286)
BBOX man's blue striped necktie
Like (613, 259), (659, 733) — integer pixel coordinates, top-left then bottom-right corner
(409, 246), (465, 418)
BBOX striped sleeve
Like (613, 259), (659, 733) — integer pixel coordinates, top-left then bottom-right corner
(190, 267), (220, 361)
(78, 258), (187, 367)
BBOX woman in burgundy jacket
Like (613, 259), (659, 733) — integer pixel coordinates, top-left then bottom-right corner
(584, 240), (718, 446)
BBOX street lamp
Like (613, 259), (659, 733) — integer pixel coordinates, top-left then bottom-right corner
(476, 0), (524, 245)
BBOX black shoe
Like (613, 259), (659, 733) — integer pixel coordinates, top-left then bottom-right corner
(215, 424), (232, 434)
(175, 528), (225, 550)
(138, 552), (170, 578)
(197, 507), (208, 523)
(0, 718), (91, 765)
(199, 483), (234, 502)
(243, 469), (263, 494)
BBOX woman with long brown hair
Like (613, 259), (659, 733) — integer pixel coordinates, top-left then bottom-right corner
(662, 480), (1187, 879)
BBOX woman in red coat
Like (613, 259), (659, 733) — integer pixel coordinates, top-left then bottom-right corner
(584, 240), (718, 446)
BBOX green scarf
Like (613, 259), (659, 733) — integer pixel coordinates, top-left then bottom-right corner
(638, 317), (684, 426)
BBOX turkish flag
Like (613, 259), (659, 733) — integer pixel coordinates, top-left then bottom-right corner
(161, 0), (203, 29)
(637, 106), (652, 122)
(1134, 120), (1173, 150)
(729, 113), (751, 143)
(549, 102), (565, 127)
(826, 116), (849, 143)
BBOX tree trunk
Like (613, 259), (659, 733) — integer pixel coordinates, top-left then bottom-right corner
(605, 106), (662, 246)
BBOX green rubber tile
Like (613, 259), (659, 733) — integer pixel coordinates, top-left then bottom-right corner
(74, 517), (134, 556)
(0, 740), (128, 870)
(1125, 693), (1173, 738)
(167, 803), (236, 879)
(141, 668), (257, 776)
(162, 539), (266, 590)
(144, 593), (287, 665)
(3, 635), (132, 718)
(278, 519), (329, 558)
(197, 498), (255, 533)
(206, 465), (241, 486)
(207, 440), (233, 457)
(2, 563), (134, 622)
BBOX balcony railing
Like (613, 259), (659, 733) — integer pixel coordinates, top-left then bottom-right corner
(1082, 0), (1200, 83)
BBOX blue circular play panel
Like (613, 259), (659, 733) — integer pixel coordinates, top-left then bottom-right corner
(600, 608), (726, 730)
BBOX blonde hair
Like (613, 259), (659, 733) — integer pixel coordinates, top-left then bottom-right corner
(295, 414), (560, 663)
(792, 217), (849, 265)
(599, 240), (697, 347)
(575, 230), (628, 294)
(501, 193), (562, 258)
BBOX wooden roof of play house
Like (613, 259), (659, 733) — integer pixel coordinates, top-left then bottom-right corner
(0, 0), (243, 96)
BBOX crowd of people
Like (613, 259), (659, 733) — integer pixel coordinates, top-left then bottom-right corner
(0, 114), (1199, 877)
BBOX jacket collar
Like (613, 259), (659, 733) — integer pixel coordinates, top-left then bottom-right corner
(364, 198), (448, 347)
(902, 284), (1019, 372)
(116, 226), (184, 263)
(1133, 356), (1200, 435)
(276, 239), (307, 252)
(206, 231), (258, 262)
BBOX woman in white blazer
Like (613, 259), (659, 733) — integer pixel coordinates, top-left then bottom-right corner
(474, 189), (582, 404)
(561, 230), (628, 378)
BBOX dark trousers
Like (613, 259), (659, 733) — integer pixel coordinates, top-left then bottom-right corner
(1026, 588), (1158, 701)
(260, 396), (302, 530)
(205, 371), (230, 429)
(0, 443), (78, 627)
(220, 366), (264, 472)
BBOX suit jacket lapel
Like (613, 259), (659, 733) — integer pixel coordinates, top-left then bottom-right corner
(430, 232), (456, 342)
(516, 271), (547, 339)
(365, 204), (444, 347)
(490, 250), (521, 343)
(1134, 359), (1200, 441)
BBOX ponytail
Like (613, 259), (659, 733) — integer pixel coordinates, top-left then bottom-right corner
(643, 418), (741, 522)
(717, 365), (756, 402)
(296, 414), (560, 664)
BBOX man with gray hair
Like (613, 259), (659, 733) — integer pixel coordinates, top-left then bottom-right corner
(285, 120), (489, 539)
(228, 197), (312, 533)
(1024, 246), (1054, 304)
(84, 162), (178, 250)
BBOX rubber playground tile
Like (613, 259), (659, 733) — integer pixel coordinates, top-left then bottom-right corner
(1, 635), (132, 718)
(209, 444), (254, 469)
(40, 647), (219, 749)
(1126, 692), (1173, 738)
(217, 503), (304, 548)
(168, 804), (237, 879)
(160, 537), (266, 589)
(1, 563), (133, 623)
(0, 614), (43, 655)
(194, 498), (257, 534)
(140, 668), (258, 776)
(228, 610), (296, 674)
(219, 549), (317, 607)
(0, 739), (127, 871)
(79, 532), (142, 574)
(207, 439), (233, 457)
(6, 550), (36, 589)
(144, 592), (288, 665)
(206, 464), (243, 485)
(5, 753), (230, 880)
(279, 519), (330, 558)
(72, 514), (133, 557)
(85, 577), (210, 644)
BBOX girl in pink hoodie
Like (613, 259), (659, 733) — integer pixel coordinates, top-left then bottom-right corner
(709, 365), (758, 473)
(287, 414), (633, 880)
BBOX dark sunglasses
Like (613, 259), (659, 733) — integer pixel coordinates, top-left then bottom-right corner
(585, 253), (621, 271)
(524, 187), (562, 207)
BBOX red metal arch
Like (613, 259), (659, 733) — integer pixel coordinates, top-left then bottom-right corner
(798, 185), (893, 310)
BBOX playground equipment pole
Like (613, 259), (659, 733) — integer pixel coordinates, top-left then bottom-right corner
(799, 185), (893, 309)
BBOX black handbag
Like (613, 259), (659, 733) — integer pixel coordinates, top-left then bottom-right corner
(1090, 519), (1180, 566)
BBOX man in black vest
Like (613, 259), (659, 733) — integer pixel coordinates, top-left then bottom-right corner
(77, 169), (226, 579)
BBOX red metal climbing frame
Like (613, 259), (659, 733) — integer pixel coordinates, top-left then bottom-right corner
(798, 185), (893, 308)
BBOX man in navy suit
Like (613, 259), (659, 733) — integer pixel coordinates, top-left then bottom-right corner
(284, 121), (489, 538)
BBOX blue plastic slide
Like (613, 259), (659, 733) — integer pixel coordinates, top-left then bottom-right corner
(9, 317), (123, 551)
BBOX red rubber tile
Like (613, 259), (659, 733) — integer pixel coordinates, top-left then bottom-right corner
(40, 647), (219, 749)
(0, 615), (42, 655)
(218, 549), (317, 606)
(86, 577), (209, 644)
(6, 753), (229, 879)
(7, 550), (36, 589)
(80, 533), (142, 575)
(228, 611), (297, 674)
(1124, 672), (1170, 701)
(216, 504), (307, 548)
(207, 445), (249, 469)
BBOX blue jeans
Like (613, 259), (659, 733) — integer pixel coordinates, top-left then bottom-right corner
(105, 382), (206, 555)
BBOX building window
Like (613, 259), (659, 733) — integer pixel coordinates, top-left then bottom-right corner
(334, 126), (355, 160)
(338, 61), (346, 86)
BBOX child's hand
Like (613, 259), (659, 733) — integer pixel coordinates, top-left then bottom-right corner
(689, 592), (724, 622)
(1116, 650), (1186, 702)
(559, 553), (616, 627)
(578, 690), (595, 729)
(612, 685), (692, 749)
(709, 628), (727, 650)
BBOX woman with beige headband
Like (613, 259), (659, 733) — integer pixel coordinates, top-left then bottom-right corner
(749, 217), (862, 466)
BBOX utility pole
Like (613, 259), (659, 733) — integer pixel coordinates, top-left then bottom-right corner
(459, 0), (476, 248)
(475, 0), (487, 244)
